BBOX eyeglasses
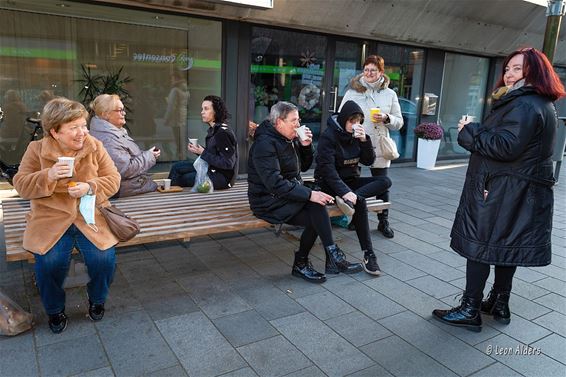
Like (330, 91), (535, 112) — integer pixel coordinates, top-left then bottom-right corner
(363, 68), (379, 74)
(284, 117), (301, 125)
(111, 108), (126, 114)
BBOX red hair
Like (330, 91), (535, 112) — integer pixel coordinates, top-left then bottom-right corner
(495, 47), (565, 101)
(363, 55), (385, 72)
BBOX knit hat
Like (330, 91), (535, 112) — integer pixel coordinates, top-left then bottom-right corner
(337, 100), (364, 129)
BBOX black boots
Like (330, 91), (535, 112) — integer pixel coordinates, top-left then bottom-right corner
(377, 210), (394, 238)
(325, 245), (363, 274)
(481, 288), (511, 324)
(432, 296), (482, 332)
(292, 254), (326, 284)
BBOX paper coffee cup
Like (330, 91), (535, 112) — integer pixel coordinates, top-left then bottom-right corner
(353, 124), (363, 137)
(370, 107), (381, 118)
(163, 179), (171, 190)
(57, 157), (75, 178)
(189, 138), (198, 146)
(296, 125), (308, 141)
(461, 114), (476, 122)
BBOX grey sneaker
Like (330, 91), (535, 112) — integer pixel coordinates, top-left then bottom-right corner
(335, 196), (355, 216)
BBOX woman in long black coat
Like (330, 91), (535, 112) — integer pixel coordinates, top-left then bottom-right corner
(433, 47), (565, 332)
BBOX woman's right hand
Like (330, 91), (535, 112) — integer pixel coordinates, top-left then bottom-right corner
(47, 161), (71, 182)
(458, 119), (472, 132)
(188, 143), (204, 155)
(309, 190), (334, 206)
(342, 191), (357, 205)
(150, 146), (161, 159)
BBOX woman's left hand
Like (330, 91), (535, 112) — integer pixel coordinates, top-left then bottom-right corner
(299, 127), (313, 146)
(457, 119), (471, 132)
(188, 143), (204, 155)
(68, 182), (90, 198)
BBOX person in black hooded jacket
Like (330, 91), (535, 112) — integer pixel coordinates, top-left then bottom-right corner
(432, 47), (565, 332)
(315, 100), (391, 276)
(248, 101), (362, 283)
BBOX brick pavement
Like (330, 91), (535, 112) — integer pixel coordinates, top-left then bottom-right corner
(0, 163), (565, 377)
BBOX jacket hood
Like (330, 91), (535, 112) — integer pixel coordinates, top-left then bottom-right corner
(492, 86), (538, 111)
(337, 100), (364, 129)
(327, 115), (354, 143)
(349, 73), (391, 93)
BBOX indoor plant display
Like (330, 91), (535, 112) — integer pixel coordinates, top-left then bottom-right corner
(414, 122), (443, 169)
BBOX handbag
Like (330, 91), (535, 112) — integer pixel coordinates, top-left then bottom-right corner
(378, 134), (400, 160)
(97, 205), (140, 242)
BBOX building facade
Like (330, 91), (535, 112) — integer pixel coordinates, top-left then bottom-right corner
(0, 0), (564, 172)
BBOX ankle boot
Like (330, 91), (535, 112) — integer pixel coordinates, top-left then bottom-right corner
(377, 210), (394, 238)
(481, 288), (511, 324)
(324, 245), (362, 274)
(432, 296), (482, 332)
(292, 254), (326, 284)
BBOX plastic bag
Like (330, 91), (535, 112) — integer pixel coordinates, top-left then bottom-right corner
(191, 156), (214, 193)
(0, 290), (33, 336)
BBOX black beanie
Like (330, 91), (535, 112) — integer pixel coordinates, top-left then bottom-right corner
(337, 100), (364, 129)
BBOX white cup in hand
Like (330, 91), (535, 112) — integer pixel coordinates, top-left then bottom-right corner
(57, 157), (75, 178)
(296, 125), (308, 141)
(189, 138), (198, 146)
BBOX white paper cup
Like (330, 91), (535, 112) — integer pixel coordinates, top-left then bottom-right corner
(352, 124), (363, 138)
(57, 157), (75, 178)
(153, 179), (164, 189)
(461, 115), (476, 122)
(189, 138), (198, 146)
(296, 125), (308, 141)
(162, 179), (171, 190)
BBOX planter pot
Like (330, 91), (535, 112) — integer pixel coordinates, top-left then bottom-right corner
(416, 138), (441, 169)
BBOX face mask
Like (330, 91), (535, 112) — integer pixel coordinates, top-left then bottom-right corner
(79, 194), (99, 232)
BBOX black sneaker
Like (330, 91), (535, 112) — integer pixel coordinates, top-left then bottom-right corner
(363, 251), (382, 276)
(48, 312), (68, 334)
(88, 301), (105, 321)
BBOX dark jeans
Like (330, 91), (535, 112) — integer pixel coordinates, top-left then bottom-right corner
(322, 176), (391, 252)
(34, 225), (116, 315)
(168, 160), (197, 187)
(370, 167), (390, 202)
(287, 202), (334, 257)
(465, 259), (517, 300)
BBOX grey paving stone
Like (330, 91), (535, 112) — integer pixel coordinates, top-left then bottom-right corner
(405, 275), (462, 299)
(102, 284), (143, 320)
(468, 362), (523, 376)
(272, 274), (326, 299)
(115, 247), (153, 263)
(536, 264), (566, 282)
(329, 280), (405, 320)
(141, 293), (200, 321)
(367, 253), (428, 281)
(533, 311), (566, 337)
(534, 277), (566, 297)
(156, 312), (246, 377)
(360, 336), (457, 377)
(513, 267), (547, 283)
(37, 335), (108, 377)
(389, 234), (445, 255)
(296, 291), (355, 320)
(117, 258), (170, 283)
(32, 309), (97, 348)
(379, 311), (493, 376)
(97, 310), (178, 376)
(534, 293), (566, 315)
(71, 366), (115, 377)
(0, 333), (38, 377)
(345, 364), (393, 377)
(475, 333), (565, 377)
(237, 284), (305, 321)
(427, 318), (502, 346)
(248, 259), (293, 278)
(177, 272), (252, 319)
(219, 367), (259, 377)
(283, 365), (326, 377)
(505, 293), (551, 320)
(237, 335), (311, 377)
(390, 250), (465, 281)
(365, 275), (447, 318)
(213, 310), (279, 347)
(271, 312), (374, 376)
(508, 277), (550, 300)
(426, 250), (467, 268)
(149, 365), (189, 377)
(532, 333), (566, 364)
(485, 312), (551, 345)
(325, 311), (392, 347)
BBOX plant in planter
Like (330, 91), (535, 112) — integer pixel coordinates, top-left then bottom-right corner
(77, 64), (132, 114)
(414, 122), (444, 169)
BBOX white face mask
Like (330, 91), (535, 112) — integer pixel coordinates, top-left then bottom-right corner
(79, 194), (98, 232)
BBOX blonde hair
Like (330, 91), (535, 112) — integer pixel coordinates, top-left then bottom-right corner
(41, 97), (88, 137)
(90, 94), (121, 117)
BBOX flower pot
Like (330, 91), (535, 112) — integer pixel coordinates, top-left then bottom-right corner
(416, 138), (441, 169)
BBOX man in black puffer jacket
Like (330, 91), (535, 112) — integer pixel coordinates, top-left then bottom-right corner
(248, 101), (362, 283)
(315, 100), (391, 275)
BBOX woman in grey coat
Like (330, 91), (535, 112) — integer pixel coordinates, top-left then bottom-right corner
(89, 94), (160, 197)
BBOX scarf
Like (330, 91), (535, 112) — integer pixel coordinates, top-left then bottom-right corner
(492, 78), (526, 100)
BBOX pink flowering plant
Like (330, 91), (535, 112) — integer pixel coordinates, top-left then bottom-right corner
(414, 122), (444, 140)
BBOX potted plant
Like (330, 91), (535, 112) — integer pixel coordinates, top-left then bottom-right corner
(414, 122), (444, 169)
(77, 64), (132, 114)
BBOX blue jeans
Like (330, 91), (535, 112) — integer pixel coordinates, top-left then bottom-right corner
(168, 160), (197, 187)
(34, 225), (116, 315)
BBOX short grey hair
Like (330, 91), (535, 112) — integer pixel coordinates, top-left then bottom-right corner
(269, 101), (298, 125)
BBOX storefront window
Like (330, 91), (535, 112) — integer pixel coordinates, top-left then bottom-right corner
(0, 3), (221, 164)
(438, 53), (489, 157)
(250, 27), (327, 143)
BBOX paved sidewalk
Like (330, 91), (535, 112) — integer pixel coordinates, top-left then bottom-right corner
(0, 163), (565, 377)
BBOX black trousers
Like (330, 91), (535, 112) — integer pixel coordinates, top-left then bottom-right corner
(465, 259), (517, 300)
(370, 167), (390, 202)
(287, 202), (334, 257)
(321, 176), (391, 252)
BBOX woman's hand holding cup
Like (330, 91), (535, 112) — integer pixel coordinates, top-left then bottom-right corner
(352, 124), (366, 141)
(150, 146), (161, 159)
(187, 142), (204, 155)
(48, 161), (72, 182)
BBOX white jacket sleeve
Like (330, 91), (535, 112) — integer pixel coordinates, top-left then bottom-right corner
(385, 91), (404, 131)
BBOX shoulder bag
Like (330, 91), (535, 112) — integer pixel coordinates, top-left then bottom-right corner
(97, 205), (140, 242)
(378, 134), (400, 160)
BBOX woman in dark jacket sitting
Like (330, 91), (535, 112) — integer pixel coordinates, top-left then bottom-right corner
(433, 47), (565, 332)
(248, 101), (362, 284)
(315, 100), (391, 276)
(168, 95), (238, 189)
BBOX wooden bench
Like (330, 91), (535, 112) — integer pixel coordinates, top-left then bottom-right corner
(1, 181), (390, 262)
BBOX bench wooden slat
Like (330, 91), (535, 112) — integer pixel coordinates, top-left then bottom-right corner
(2, 182), (390, 262)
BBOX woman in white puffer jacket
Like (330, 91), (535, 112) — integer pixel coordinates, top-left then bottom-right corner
(339, 55), (403, 238)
